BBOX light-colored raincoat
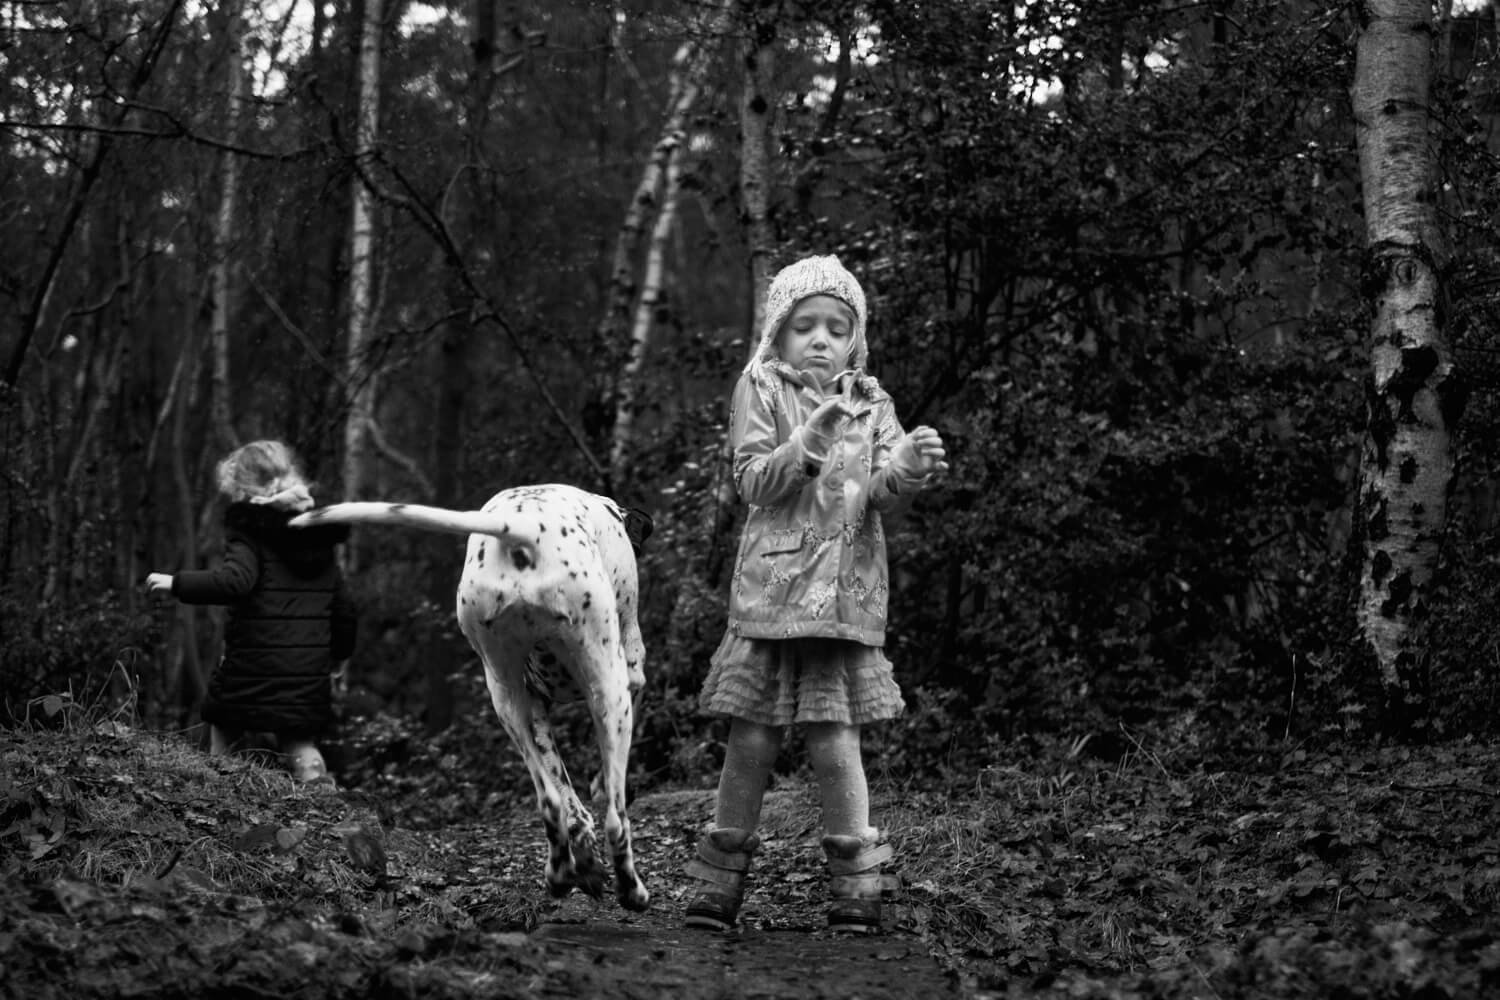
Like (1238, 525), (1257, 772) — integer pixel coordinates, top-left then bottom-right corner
(725, 255), (927, 646)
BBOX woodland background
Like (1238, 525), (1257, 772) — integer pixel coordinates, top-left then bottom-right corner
(5, 0), (1500, 791)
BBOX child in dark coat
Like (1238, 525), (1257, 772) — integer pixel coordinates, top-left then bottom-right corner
(147, 440), (355, 782)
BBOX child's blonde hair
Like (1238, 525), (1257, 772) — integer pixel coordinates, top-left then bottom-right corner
(215, 440), (313, 511)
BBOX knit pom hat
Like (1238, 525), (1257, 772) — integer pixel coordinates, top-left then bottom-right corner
(745, 255), (868, 374)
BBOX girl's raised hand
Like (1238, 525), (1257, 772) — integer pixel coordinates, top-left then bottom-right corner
(891, 426), (949, 478)
(144, 572), (174, 596)
(804, 397), (855, 443)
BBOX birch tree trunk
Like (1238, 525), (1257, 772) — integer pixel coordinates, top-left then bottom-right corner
(602, 1), (727, 491)
(608, 143), (683, 489)
(343, 0), (383, 530)
(1351, 0), (1461, 705)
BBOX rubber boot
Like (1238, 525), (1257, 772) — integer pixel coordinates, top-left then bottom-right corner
(822, 833), (898, 934)
(684, 828), (759, 930)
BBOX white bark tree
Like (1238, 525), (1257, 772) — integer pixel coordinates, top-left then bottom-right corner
(604, 0), (729, 491)
(608, 142), (685, 489)
(1351, 0), (1462, 705)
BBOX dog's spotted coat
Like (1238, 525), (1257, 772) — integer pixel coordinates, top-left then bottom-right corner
(291, 484), (649, 910)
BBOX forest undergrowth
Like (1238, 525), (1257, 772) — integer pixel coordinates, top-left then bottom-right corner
(3, 694), (1500, 999)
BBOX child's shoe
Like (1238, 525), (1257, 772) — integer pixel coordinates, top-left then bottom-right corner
(822, 833), (898, 934)
(684, 828), (760, 930)
(284, 740), (329, 782)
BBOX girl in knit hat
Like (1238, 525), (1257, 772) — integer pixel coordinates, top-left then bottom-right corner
(685, 255), (947, 934)
(146, 440), (356, 783)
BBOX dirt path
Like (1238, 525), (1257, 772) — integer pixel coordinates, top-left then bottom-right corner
(529, 920), (952, 999)
(512, 788), (964, 999)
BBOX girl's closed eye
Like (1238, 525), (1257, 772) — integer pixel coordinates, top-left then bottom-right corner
(778, 294), (858, 387)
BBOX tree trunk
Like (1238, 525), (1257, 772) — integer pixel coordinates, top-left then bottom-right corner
(419, 0), (508, 735)
(168, 339), (208, 727)
(425, 309), (467, 733)
(739, 0), (777, 355)
(343, 0), (383, 540)
(210, 0), (245, 454)
(1351, 0), (1460, 706)
(609, 139), (683, 493)
(705, 0), (778, 585)
(602, 1), (727, 493)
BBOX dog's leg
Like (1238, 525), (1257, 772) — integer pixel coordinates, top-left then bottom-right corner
(604, 526), (647, 696)
(594, 502), (650, 909)
(620, 602), (646, 695)
(577, 633), (650, 912)
(525, 699), (607, 899)
(466, 626), (602, 900)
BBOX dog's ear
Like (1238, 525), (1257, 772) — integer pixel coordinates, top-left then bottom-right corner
(624, 509), (654, 551)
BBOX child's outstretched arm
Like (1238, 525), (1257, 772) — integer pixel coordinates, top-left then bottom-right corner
(156, 538), (262, 604)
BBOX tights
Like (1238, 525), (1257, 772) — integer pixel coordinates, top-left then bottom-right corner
(714, 717), (874, 840)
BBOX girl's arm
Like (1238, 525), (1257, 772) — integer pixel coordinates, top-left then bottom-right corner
(170, 536), (261, 605)
(868, 406), (943, 513)
(730, 374), (833, 507)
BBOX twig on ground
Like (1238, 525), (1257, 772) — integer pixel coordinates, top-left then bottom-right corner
(1389, 780), (1500, 798)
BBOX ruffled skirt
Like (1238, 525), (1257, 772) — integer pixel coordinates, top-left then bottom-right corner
(699, 634), (905, 727)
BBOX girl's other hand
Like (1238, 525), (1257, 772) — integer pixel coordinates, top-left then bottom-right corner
(892, 426), (949, 478)
(144, 572), (174, 596)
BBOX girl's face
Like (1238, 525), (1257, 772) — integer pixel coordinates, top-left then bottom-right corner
(778, 295), (856, 386)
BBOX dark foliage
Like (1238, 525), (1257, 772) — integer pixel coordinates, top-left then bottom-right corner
(3, 0), (1500, 789)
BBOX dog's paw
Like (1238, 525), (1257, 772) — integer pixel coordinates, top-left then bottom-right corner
(617, 881), (650, 912)
(572, 853), (607, 901)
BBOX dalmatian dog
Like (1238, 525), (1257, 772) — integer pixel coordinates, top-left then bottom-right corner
(290, 484), (650, 911)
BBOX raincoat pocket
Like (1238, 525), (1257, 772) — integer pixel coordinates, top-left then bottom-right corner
(738, 528), (806, 612)
(759, 528), (806, 556)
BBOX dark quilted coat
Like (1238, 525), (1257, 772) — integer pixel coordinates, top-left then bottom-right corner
(173, 502), (356, 735)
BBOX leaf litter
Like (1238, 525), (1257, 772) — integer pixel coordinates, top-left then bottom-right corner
(2, 721), (1499, 998)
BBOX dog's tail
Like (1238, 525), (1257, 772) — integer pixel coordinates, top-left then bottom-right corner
(290, 503), (548, 570)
